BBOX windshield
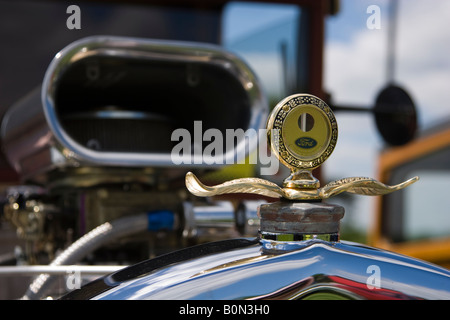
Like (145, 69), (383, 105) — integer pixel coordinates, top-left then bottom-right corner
(223, 2), (302, 105)
(383, 144), (450, 242)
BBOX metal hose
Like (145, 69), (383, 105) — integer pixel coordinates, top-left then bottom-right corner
(21, 212), (170, 300)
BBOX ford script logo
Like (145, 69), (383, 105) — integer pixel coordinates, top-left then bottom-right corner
(295, 137), (317, 149)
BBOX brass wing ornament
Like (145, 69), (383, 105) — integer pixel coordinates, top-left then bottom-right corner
(186, 94), (418, 201)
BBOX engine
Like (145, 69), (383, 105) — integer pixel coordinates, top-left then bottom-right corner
(0, 36), (267, 297)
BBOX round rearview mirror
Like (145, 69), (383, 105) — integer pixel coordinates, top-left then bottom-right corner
(374, 84), (417, 146)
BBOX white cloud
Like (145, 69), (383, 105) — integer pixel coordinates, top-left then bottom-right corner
(395, 0), (450, 125)
(239, 52), (284, 98)
(322, 113), (382, 233)
(325, 29), (387, 106)
(324, 113), (381, 176)
(326, 0), (450, 128)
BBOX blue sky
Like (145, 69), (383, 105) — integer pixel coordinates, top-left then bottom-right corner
(326, 0), (450, 127)
(326, 0), (389, 43)
(224, 0), (450, 127)
(326, 0), (450, 231)
(223, 2), (299, 44)
(223, 0), (450, 232)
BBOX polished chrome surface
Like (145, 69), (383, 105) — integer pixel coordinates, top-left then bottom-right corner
(182, 201), (252, 242)
(91, 239), (450, 300)
(1, 36), (267, 181)
(0, 265), (123, 276)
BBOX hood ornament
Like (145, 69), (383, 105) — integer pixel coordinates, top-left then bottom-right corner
(186, 94), (418, 201)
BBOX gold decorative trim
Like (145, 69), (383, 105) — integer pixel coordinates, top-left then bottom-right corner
(185, 172), (418, 201)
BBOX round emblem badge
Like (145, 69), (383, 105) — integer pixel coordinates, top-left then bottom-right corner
(267, 94), (338, 171)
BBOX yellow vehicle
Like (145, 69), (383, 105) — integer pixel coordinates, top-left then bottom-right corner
(371, 120), (450, 269)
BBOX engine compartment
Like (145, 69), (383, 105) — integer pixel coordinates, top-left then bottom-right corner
(0, 37), (267, 299)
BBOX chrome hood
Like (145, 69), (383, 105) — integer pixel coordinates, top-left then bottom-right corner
(62, 199), (450, 300)
(63, 237), (450, 300)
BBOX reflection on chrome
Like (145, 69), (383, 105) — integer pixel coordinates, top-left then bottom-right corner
(85, 239), (450, 300)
